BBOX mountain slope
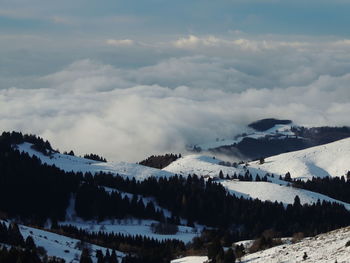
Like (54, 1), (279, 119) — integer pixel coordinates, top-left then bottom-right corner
(171, 226), (350, 263)
(16, 142), (174, 180)
(1, 220), (124, 263)
(163, 144), (350, 209)
(248, 137), (350, 180)
(242, 226), (350, 263)
(221, 180), (350, 209)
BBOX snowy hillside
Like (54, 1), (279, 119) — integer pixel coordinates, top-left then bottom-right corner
(242, 226), (350, 263)
(172, 226), (350, 263)
(171, 256), (208, 263)
(15, 139), (350, 211)
(16, 142), (174, 180)
(60, 219), (199, 243)
(163, 152), (350, 209)
(1, 220), (124, 263)
(248, 137), (350, 180)
(221, 180), (350, 209)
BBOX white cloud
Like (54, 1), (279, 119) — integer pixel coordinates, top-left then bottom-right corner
(173, 35), (311, 52)
(1, 34), (350, 162)
(106, 39), (135, 47)
(1, 56), (350, 162)
(173, 35), (222, 48)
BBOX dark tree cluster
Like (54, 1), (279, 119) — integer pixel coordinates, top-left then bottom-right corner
(92, 173), (350, 239)
(0, 131), (54, 155)
(0, 247), (41, 263)
(0, 222), (25, 247)
(218, 170), (269, 182)
(0, 246), (64, 263)
(75, 183), (165, 222)
(0, 222), (63, 263)
(55, 224), (185, 263)
(207, 238), (236, 263)
(0, 144), (168, 224)
(248, 118), (292, 132)
(139, 153), (181, 169)
(291, 126), (350, 145)
(94, 248), (119, 263)
(292, 176), (350, 203)
(150, 222), (179, 235)
(83, 153), (107, 162)
(0, 147), (80, 224)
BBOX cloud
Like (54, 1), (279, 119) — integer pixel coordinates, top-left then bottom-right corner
(106, 39), (135, 47)
(173, 35), (222, 48)
(1, 54), (350, 162)
(1, 33), (350, 162)
(173, 35), (311, 52)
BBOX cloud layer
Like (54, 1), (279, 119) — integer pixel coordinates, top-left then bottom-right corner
(1, 35), (350, 162)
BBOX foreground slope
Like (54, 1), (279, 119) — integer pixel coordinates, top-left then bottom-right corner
(248, 137), (350, 180)
(242, 226), (350, 263)
(172, 226), (350, 263)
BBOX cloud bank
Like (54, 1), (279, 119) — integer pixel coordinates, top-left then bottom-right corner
(1, 36), (350, 162)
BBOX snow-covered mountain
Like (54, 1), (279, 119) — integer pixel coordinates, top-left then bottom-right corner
(17, 139), (350, 209)
(248, 137), (350, 180)
(163, 139), (350, 208)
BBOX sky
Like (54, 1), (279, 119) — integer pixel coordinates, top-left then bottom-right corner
(1, 0), (350, 161)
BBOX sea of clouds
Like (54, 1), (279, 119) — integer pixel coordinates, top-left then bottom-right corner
(1, 35), (350, 161)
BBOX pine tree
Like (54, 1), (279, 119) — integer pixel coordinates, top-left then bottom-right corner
(79, 248), (92, 263)
(25, 236), (36, 250)
(223, 248), (235, 263)
(110, 249), (118, 263)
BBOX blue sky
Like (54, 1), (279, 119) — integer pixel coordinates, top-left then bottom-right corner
(1, 0), (350, 36)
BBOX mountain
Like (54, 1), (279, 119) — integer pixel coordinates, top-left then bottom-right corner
(1, 130), (350, 263)
(190, 119), (350, 161)
(163, 140), (350, 208)
(247, 137), (350, 180)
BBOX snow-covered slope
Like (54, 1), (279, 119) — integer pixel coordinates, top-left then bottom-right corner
(242, 226), (350, 263)
(1, 220), (124, 263)
(163, 152), (350, 209)
(171, 256), (208, 263)
(248, 137), (350, 180)
(163, 154), (240, 177)
(16, 142), (174, 180)
(172, 226), (350, 263)
(221, 180), (350, 209)
(61, 219), (199, 243)
(163, 154), (285, 184)
(15, 140), (350, 211)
